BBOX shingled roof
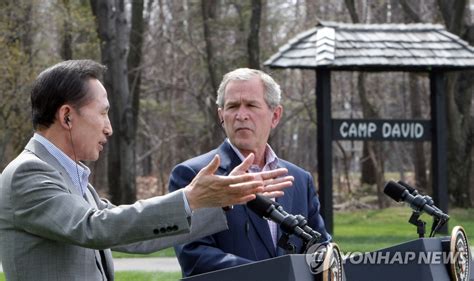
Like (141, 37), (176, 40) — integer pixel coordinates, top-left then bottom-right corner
(264, 21), (474, 71)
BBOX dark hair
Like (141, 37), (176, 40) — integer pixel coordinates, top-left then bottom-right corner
(31, 59), (107, 129)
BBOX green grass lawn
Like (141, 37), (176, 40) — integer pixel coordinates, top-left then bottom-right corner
(333, 207), (474, 253)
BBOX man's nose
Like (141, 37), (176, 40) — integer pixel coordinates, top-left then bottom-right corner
(235, 106), (249, 120)
(104, 118), (113, 136)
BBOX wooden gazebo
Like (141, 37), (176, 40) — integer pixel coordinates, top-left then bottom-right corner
(264, 21), (474, 233)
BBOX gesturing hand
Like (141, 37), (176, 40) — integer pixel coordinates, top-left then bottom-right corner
(184, 154), (263, 210)
(229, 154), (294, 199)
(183, 153), (292, 210)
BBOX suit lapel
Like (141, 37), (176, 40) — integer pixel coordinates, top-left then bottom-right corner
(215, 141), (240, 176)
(25, 138), (83, 197)
(246, 207), (276, 256)
(217, 141), (277, 257)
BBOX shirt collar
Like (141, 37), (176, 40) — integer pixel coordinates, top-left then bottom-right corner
(33, 133), (90, 195)
(225, 138), (279, 172)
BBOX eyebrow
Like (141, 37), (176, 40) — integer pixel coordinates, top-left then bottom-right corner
(225, 98), (261, 105)
(225, 100), (240, 105)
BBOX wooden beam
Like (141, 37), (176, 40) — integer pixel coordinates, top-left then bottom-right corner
(429, 71), (449, 233)
(316, 69), (333, 234)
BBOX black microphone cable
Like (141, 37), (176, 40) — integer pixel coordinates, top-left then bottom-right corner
(67, 122), (84, 197)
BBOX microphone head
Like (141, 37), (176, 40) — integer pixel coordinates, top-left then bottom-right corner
(397, 181), (417, 195)
(384, 181), (407, 202)
(247, 194), (274, 218)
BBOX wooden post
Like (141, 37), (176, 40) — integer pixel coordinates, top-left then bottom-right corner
(316, 69), (333, 234)
(429, 71), (448, 233)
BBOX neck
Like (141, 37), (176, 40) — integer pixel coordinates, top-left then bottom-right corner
(240, 148), (266, 168)
(36, 127), (77, 162)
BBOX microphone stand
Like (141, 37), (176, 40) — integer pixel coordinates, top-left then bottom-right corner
(408, 210), (426, 238)
(277, 233), (296, 254)
(408, 210), (449, 238)
(275, 213), (322, 254)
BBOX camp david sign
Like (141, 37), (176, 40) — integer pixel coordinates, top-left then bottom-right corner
(332, 119), (431, 141)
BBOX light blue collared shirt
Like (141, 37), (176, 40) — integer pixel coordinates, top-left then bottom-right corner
(33, 133), (90, 196)
(226, 138), (279, 172)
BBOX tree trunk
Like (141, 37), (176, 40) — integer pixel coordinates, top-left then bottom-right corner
(409, 74), (429, 191)
(436, 0), (473, 207)
(344, 1), (391, 209)
(91, 0), (136, 204)
(399, 0), (429, 192)
(201, 0), (219, 95)
(200, 0), (224, 150)
(360, 142), (377, 185)
(357, 73), (379, 186)
(60, 0), (73, 60)
(247, 0), (261, 69)
(128, 0), (144, 177)
(344, 0), (360, 23)
(343, 0), (380, 187)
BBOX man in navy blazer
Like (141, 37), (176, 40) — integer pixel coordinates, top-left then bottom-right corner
(169, 68), (331, 277)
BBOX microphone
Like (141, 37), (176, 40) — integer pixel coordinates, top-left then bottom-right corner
(397, 180), (448, 221)
(246, 195), (320, 242)
(384, 181), (449, 221)
(398, 181), (436, 206)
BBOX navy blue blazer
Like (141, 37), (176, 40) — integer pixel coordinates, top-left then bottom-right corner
(168, 141), (331, 276)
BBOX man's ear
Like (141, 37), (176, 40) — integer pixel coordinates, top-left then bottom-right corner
(218, 108), (224, 125)
(58, 105), (72, 128)
(271, 105), (283, 129)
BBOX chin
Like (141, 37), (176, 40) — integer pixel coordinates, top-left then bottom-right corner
(233, 141), (254, 151)
(87, 153), (100, 162)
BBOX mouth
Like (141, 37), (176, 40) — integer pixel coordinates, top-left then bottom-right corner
(235, 127), (252, 133)
(98, 141), (107, 151)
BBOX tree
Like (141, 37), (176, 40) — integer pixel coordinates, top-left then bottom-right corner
(247, 0), (262, 69)
(90, 0), (136, 204)
(344, 0), (388, 208)
(0, 0), (38, 168)
(398, 0), (473, 206)
(436, 0), (473, 207)
(398, 0), (430, 192)
(59, 0), (73, 60)
(200, 0), (224, 150)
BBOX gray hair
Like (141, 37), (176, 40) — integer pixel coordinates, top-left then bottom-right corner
(216, 68), (281, 109)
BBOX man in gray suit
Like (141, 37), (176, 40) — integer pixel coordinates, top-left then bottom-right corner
(0, 60), (292, 281)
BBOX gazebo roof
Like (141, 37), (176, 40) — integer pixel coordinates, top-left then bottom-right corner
(264, 21), (474, 71)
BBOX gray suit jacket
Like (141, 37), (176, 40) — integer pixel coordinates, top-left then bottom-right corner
(0, 138), (227, 280)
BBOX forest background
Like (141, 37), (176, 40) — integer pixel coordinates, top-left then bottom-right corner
(1, 0), (473, 211)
